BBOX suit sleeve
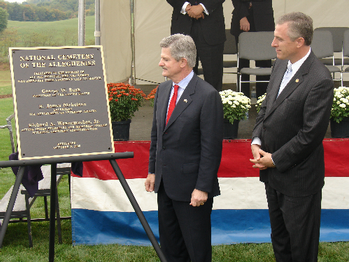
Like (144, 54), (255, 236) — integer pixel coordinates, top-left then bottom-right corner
(148, 87), (159, 174)
(252, 60), (278, 139)
(167, 0), (225, 14)
(195, 88), (223, 193)
(272, 77), (333, 172)
(166, 0), (187, 10)
(252, 95), (267, 139)
(200, 0), (225, 14)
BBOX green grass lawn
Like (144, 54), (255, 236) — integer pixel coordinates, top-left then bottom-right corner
(8, 15), (96, 47)
(0, 69), (12, 96)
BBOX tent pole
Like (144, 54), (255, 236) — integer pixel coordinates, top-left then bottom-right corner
(78, 0), (86, 46)
(130, 0), (136, 85)
(95, 0), (101, 45)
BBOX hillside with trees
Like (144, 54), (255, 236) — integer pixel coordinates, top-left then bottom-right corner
(0, 5), (7, 33)
(0, 0), (94, 21)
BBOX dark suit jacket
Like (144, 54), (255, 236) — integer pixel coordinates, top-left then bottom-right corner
(167, 0), (226, 46)
(230, 0), (274, 37)
(252, 52), (334, 197)
(148, 74), (223, 202)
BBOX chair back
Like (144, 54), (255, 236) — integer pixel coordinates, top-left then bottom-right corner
(343, 29), (349, 57)
(315, 27), (349, 52)
(312, 30), (334, 59)
(238, 31), (275, 61)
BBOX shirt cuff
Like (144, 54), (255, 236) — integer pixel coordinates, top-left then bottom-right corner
(199, 3), (209, 15)
(181, 2), (208, 15)
(181, 2), (190, 14)
(251, 137), (261, 146)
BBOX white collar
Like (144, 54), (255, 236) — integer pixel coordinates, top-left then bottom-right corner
(287, 48), (311, 76)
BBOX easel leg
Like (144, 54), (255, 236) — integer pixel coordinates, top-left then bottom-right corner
(49, 163), (57, 262)
(0, 166), (25, 248)
(109, 159), (167, 262)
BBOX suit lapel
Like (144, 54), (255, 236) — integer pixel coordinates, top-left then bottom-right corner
(265, 53), (315, 119)
(159, 81), (172, 131)
(269, 61), (286, 102)
(163, 75), (197, 131)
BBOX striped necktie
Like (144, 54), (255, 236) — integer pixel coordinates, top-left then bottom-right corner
(277, 64), (293, 97)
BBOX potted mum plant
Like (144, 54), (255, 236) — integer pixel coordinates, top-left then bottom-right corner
(145, 86), (158, 106)
(219, 89), (251, 139)
(107, 82), (146, 140)
(330, 86), (349, 138)
(255, 93), (266, 113)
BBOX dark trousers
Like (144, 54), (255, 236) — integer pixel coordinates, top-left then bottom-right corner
(265, 183), (322, 262)
(157, 183), (213, 262)
(190, 20), (224, 92)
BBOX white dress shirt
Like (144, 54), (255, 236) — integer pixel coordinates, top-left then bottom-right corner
(166, 70), (194, 116)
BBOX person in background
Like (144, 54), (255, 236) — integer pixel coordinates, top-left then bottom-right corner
(145, 34), (223, 262)
(231, 0), (274, 98)
(166, 0), (226, 91)
(250, 12), (333, 262)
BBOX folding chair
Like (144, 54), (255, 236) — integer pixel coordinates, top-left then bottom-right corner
(341, 29), (349, 86)
(0, 114), (15, 153)
(237, 31), (276, 92)
(315, 27), (349, 67)
(0, 115), (68, 247)
(311, 30), (341, 83)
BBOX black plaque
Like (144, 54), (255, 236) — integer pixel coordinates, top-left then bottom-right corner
(9, 46), (114, 160)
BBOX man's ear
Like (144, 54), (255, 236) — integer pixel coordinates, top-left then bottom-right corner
(180, 57), (188, 68)
(296, 37), (305, 48)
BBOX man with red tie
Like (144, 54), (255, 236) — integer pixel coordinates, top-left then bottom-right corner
(145, 34), (223, 261)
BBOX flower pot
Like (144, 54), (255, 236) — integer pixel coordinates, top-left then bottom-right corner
(223, 119), (239, 139)
(330, 118), (349, 138)
(112, 119), (131, 141)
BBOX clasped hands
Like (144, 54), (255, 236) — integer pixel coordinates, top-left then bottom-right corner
(186, 4), (204, 20)
(250, 144), (276, 170)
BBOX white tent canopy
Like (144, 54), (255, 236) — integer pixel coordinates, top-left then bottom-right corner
(99, 0), (349, 85)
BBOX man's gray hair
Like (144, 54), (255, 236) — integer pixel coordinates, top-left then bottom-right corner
(277, 12), (313, 46)
(160, 34), (197, 68)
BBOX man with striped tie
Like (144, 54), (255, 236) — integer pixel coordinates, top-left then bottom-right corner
(250, 12), (333, 262)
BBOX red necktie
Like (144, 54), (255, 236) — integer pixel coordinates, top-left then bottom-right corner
(166, 85), (179, 125)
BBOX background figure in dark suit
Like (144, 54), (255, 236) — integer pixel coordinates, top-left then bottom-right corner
(250, 12), (333, 262)
(231, 0), (274, 98)
(145, 34), (223, 262)
(167, 0), (226, 91)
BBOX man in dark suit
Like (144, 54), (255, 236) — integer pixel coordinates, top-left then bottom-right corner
(231, 0), (274, 98)
(145, 34), (223, 262)
(166, 0), (226, 91)
(250, 12), (333, 262)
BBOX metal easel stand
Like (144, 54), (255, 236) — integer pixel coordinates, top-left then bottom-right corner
(0, 153), (167, 262)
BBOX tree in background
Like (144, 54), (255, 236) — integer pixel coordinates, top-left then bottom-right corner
(3, 0), (95, 21)
(0, 7), (8, 33)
